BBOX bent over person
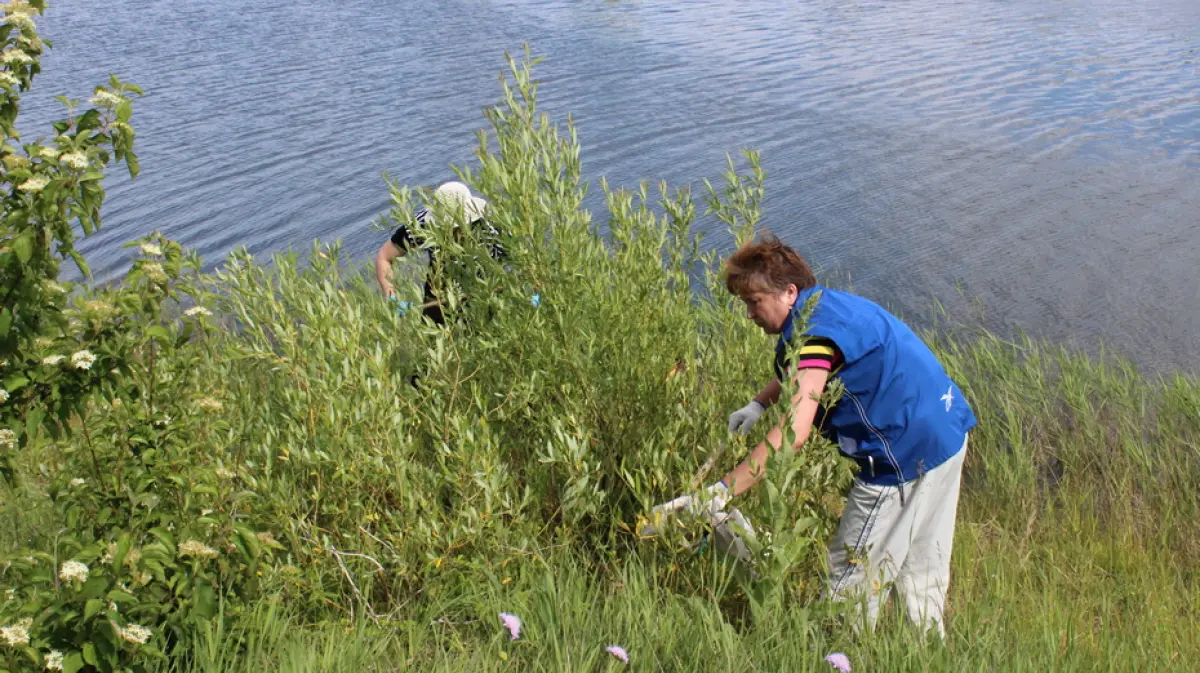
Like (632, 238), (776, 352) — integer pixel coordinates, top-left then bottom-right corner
(648, 233), (976, 637)
(375, 181), (502, 325)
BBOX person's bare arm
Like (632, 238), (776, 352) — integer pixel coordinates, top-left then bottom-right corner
(753, 379), (783, 408)
(721, 367), (830, 496)
(375, 240), (405, 296)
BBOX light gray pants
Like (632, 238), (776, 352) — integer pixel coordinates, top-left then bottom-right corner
(827, 436), (968, 637)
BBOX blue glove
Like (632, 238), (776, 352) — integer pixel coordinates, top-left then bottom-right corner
(390, 296), (413, 315)
(530, 293), (541, 307)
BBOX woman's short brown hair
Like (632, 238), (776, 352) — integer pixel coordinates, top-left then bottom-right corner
(724, 233), (817, 297)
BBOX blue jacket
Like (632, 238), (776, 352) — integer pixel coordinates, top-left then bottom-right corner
(776, 286), (976, 485)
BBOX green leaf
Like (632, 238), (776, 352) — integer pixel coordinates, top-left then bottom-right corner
(149, 527), (175, 550)
(63, 652), (84, 673)
(84, 598), (104, 620)
(69, 249), (90, 277)
(12, 233), (32, 263)
(105, 589), (136, 604)
(145, 325), (170, 342)
(193, 582), (216, 620)
(94, 634), (116, 665)
(79, 576), (108, 599)
(235, 525), (262, 560)
(113, 532), (131, 570)
(116, 100), (132, 122)
(82, 642), (98, 666)
(76, 108), (101, 132)
(2, 375), (28, 392)
(25, 407), (44, 440)
(0, 308), (10, 338)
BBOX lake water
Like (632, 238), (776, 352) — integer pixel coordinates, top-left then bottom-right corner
(23, 0), (1200, 372)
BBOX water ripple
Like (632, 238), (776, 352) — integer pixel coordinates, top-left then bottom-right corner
(18, 0), (1200, 371)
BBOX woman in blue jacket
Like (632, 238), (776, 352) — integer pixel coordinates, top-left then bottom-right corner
(651, 234), (976, 637)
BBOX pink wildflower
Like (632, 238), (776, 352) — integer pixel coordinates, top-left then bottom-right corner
(498, 612), (521, 640)
(825, 652), (852, 672)
(605, 645), (629, 663)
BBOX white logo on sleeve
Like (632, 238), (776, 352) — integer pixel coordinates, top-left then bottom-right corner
(941, 386), (954, 412)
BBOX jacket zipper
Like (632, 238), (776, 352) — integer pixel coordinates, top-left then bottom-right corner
(844, 390), (907, 504)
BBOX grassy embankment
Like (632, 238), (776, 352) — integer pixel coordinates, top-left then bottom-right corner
(3, 53), (1196, 672)
(164, 334), (1200, 673)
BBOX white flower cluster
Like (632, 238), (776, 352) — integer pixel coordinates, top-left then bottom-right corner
(16, 32), (41, 50)
(178, 540), (219, 559)
(184, 306), (212, 318)
(42, 280), (65, 294)
(59, 151), (87, 171)
(0, 71), (17, 88)
(199, 397), (224, 412)
(6, 13), (32, 30)
(0, 619), (31, 647)
(41, 354), (64, 366)
(1, 49), (32, 65)
(84, 300), (116, 317)
(214, 466), (235, 479)
(69, 477), (86, 487)
(44, 650), (64, 671)
(140, 242), (162, 256)
(0, 429), (16, 450)
(71, 350), (95, 370)
(0, 388), (9, 404)
(19, 175), (48, 192)
(89, 90), (124, 109)
(115, 623), (152, 645)
(142, 262), (167, 284)
(2, 1), (36, 14)
(58, 560), (89, 583)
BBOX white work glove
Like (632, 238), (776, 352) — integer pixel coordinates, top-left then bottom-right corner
(712, 507), (756, 540)
(728, 400), (766, 435)
(639, 481), (730, 536)
(710, 507), (758, 565)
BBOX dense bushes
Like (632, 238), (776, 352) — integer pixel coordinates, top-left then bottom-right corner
(3, 12), (845, 668)
(188, 50), (852, 614)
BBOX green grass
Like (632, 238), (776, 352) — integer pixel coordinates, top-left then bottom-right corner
(149, 332), (1197, 673)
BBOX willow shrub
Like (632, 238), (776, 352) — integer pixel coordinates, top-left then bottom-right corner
(199, 49), (850, 617)
(3, 42), (849, 669)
